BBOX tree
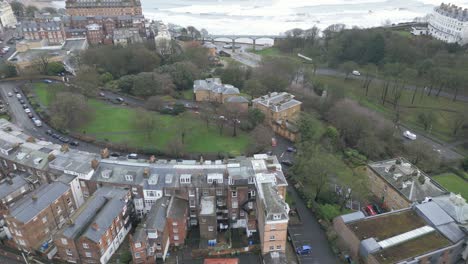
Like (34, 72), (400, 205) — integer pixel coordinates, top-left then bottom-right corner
(10, 1), (24, 17)
(160, 61), (200, 91)
(451, 112), (468, 136)
(131, 72), (174, 97)
(42, 7), (57, 14)
(297, 113), (323, 146)
(417, 111), (436, 131)
(186, 26), (201, 40)
(47, 62), (65, 76)
(133, 108), (157, 140)
(339, 61), (358, 80)
(32, 53), (50, 75)
(247, 124), (274, 154)
(247, 109), (265, 128)
(50, 92), (94, 130)
(145, 96), (165, 111)
(218, 63), (247, 89)
(0, 63), (17, 78)
(253, 57), (299, 92)
(244, 79), (268, 98)
(362, 63), (378, 96)
(25, 5), (39, 18)
(72, 67), (101, 97)
(405, 141), (440, 172)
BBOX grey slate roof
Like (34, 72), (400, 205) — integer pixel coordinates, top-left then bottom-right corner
(432, 193), (468, 227)
(167, 197), (188, 219)
(0, 176), (28, 200)
(10, 182), (70, 223)
(193, 78), (240, 95)
(341, 211), (366, 223)
(252, 92), (302, 112)
(145, 196), (170, 232)
(368, 158), (447, 203)
(225, 96), (249, 104)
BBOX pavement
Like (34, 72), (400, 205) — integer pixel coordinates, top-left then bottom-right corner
(0, 81), (102, 153)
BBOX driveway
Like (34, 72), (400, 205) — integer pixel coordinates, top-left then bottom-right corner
(288, 186), (340, 264)
(0, 81), (102, 153)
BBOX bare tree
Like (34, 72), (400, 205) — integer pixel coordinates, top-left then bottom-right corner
(247, 124), (273, 154)
(50, 92), (94, 130)
(145, 96), (165, 111)
(33, 53), (50, 74)
(133, 108), (157, 140)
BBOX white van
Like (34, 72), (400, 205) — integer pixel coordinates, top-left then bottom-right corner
(403, 130), (417, 140)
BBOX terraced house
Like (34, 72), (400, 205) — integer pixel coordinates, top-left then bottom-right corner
(65, 0), (142, 17)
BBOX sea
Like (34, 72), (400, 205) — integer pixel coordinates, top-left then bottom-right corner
(53, 0), (468, 37)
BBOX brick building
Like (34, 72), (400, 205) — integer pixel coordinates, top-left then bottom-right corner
(54, 187), (134, 264)
(65, 0), (142, 17)
(252, 92), (302, 142)
(367, 158), (447, 210)
(3, 182), (76, 256)
(193, 78), (247, 104)
(333, 202), (467, 264)
(20, 21), (67, 44)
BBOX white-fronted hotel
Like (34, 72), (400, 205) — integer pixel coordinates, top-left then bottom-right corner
(428, 3), (468, 45)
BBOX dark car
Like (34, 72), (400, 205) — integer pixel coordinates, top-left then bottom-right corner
(287, 147), (297, 153)
(27, 112), (33, 118)
(296, 245), (312, 255)
(18, 99), (24, 104)
(52, 133), (60, 139)
(59, 137), (70, 143)
(110, 152), (120, 157)
(372, 203), (384, 214)
(22, 104), (28, 109)
(46, 130), (53, 135)
(13, 88), (18, 93)
(70, 141), (79, 146)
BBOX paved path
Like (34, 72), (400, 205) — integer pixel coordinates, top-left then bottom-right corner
(288, 186), (340, 264)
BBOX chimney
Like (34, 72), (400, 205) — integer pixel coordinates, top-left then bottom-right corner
(149, 155), (156, 163)
(101, 148), (109, 159)
(91, 222), (99, 231)
(199, 156), (204, 164)
(67, 219), (75, 226)
(61, 144), (69, 153)
(32, 195), (38, 201)
(48, 153), (56, 161)
(26, 137), (36, 143)
(91, 159), (99, 170)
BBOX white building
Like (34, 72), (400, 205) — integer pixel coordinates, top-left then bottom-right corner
(0, 1), (17, 28)
(428, 3), (468, 45)
(152, 21), (172, 55)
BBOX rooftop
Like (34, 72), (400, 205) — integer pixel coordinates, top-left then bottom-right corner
(9, 182), (70, 223)
(0, 175), (29, 201)
(58, 187), (129, 242)
(204, 259), (239, 264)
(435, 3), (468, 21)
(193, 78), (240, 95)
(256, 174), (289, 222)
(432, 193), (468, 229)
(144, 196), (170, 233)
(368, 158), (447, 203)
(49, 149), (99, 179)
(252, 92), (302, 113)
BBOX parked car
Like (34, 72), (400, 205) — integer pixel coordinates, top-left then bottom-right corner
(27, 112), (33, 118)
(352, 70), (361, 76)
(70, 141), (79, 146)
(403, 130), (417, 140)
(16, 93), (21, 99)
(33, 119), (42, 127)
(59, 137), (70, 143)
(13, 88), (18, 93)
(7, 92), (12, 97)
(296, 245), (312, 255)
(46, 130), (53, 135)
(365, 205), (377, 216)
(287, 146), (297, 153)
(24, 108), (31, 114)
(99, 92), (105, 97)
(22, 104), (28, 109)
(372, 203), (383, 214)
(128, 153), (138, 159)
(110, 152), (120, 157)
(43, 79), (53, 84)
(18, 99), (24, 104)
(52, 133), (60, 139)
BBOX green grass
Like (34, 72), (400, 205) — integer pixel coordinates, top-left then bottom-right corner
(394, 30), (412, 38)
(180, 89), (194, 100)
(251, 47), (282, 56)
(432, 173), (468, 199)
(313, 75), (468, 142)
(33, 83), (249, 154)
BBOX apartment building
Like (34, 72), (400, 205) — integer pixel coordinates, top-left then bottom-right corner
(333, 202), (467, 264)
(65, 0), (143, 17)
(3, 182), (76, 257)
(252, 92), (302, 141)
(54, 187), (134, 264)
(21, 21), (67, 44)
(193, 78), (248, 105)
(428, 3), (468, 45)
(130, 196), (188, 263)
(255, 173), (289, 255)
(0, 1), (17, 28)
(367, 158), (447, 210)
(0, 171), (39, 214)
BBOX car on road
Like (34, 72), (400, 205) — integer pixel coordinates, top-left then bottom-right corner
(364, 205), (377, 216)
(16, 93), (21, 99)
(43, 79), (53, 84)
(110, 152), (120, 157)
(281, 159), (293, 167)
(22, 104), (27, 109)
(46, 130), (53, 135)
(18, 99), (24, 104)
(24, 108), (31, 114)
(403, 130), (417, 140)
(70, 141), (79, 146)
(27, 112), (33, 118)
(296, 245), (312, 255)
(32, 118), (42, 127)
(287, 146), (297, 153)
(7, 92), (12, 97)
(59, 137), (70, 143)
(13, 88), (18, 93)
(128, 153), (138, 159)
(352, 70), (361, 76)
(99, 92), (105, 97)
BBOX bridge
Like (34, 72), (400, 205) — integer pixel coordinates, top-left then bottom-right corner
(203, 34), (286, 52)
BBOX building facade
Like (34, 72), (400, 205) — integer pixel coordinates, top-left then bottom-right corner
(428, 3), (468, 45)
(0, 1), (17, 28)
(21, 21), (67, 45)
(65, 0), (142, 17)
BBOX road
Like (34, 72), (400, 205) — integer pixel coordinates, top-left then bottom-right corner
(0, 81), (102, 153)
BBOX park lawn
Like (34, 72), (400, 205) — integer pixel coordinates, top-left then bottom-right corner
(432, 173), (468, 199)
(313, 75), (468, 142)
(252, 47), (281, 57)
(180, 90), (194, 100)
(33, 84), (250, 154)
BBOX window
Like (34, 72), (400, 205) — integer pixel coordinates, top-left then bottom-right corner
(66, 197), (72, 205)
(270, 235), (275, 241)
(125, 174), (133, 181)
(173, 228), (179, 234)
(174, 235), (179, 241)
(172, 222), (178, 226)
(85, 252), (92, 258)
(134, 242), (141, 248)
(248, 190), (256, 198)
(231, 191), (237, 198)
(188, 189), (195, 196)
(156, 243), (162, 250)
(269, 246), (274, 251)
(83, 243), (89, 249)
(208, 226), (214, 232)
(15, 230), (22, 237)
(216, 189), (223, 196)
(189, 199), (196, 207)
(248, 177), (255, 184)
(273, 214), (281, 220)
(180, 174), (191, 184)
(232, 201), (238, 209)
(203, 190), (209, 196)
(276, 245), (281, 250)
(61, 238), (68, 245)
(42, 217), (47, 223)
(135, 252), (141, 259)
(270, 224), (276, 230)
(56, 206), (62, 214)
(66, 249), (73, 256)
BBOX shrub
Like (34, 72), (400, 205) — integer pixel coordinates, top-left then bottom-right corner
(462, 157), (468, 172)
(316, 203), (341, 222)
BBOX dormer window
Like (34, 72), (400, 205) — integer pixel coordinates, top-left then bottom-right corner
(125, 174), (133, 181)
(273, 214), (281, 220)
(101, 169), (112, 179)
(180, 174), (191, 184)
